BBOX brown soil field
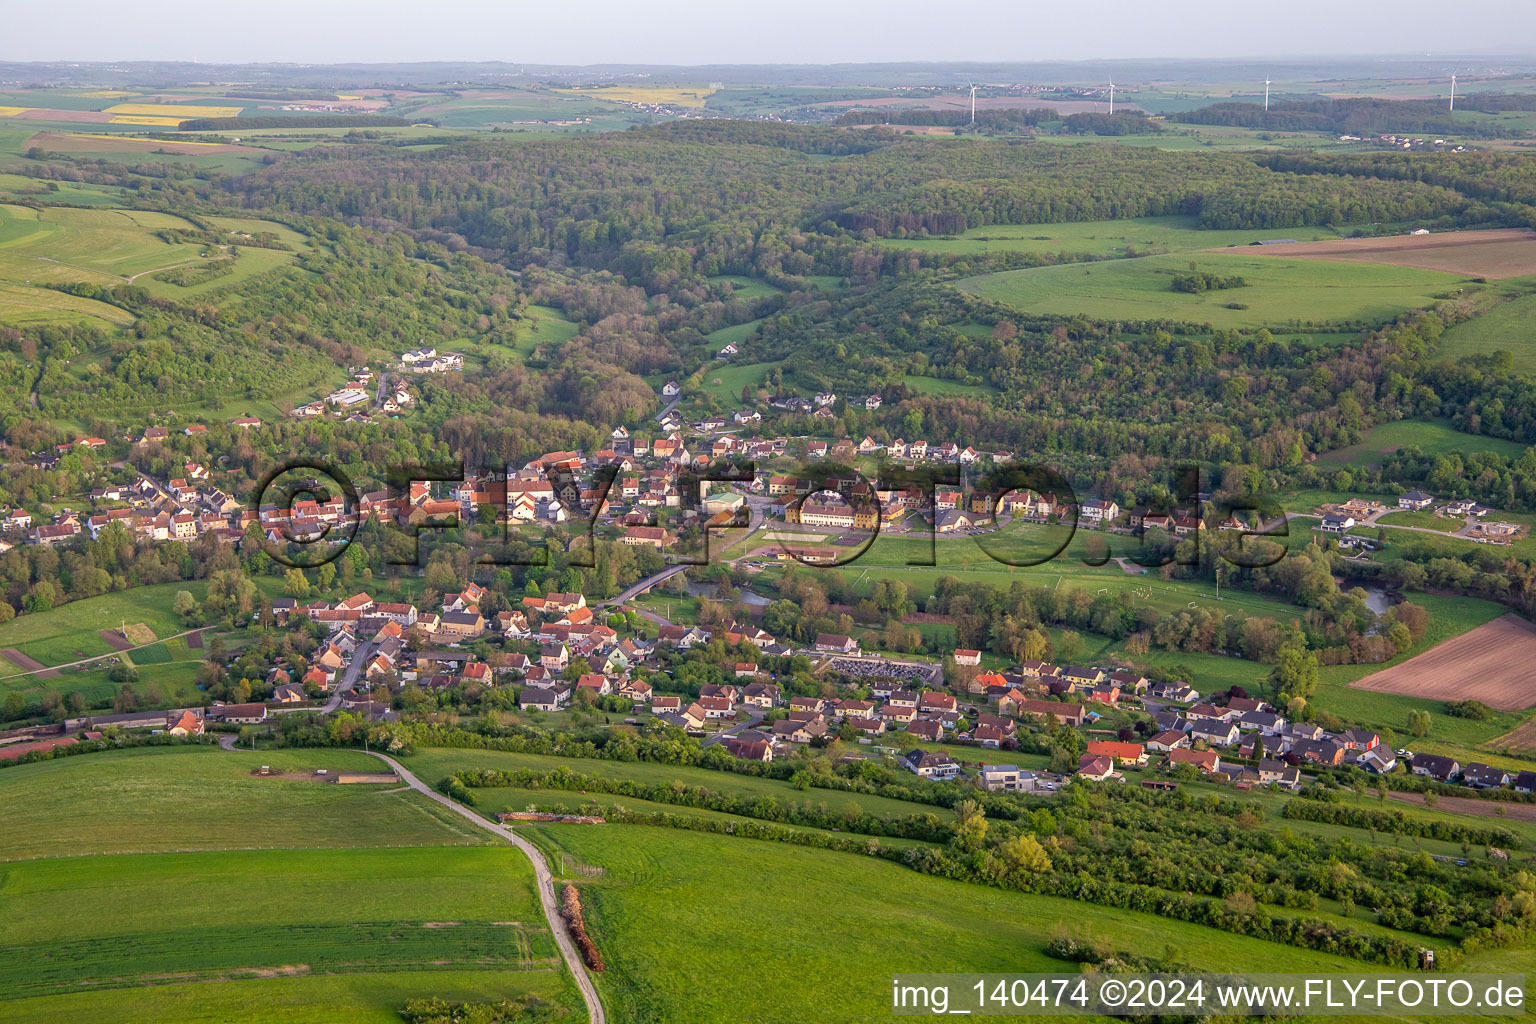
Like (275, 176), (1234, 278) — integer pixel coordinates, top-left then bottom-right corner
(1391, 790), (1536, 822)
(186, 629), (204, 649)
(24, 131), (262, 156)
(14, 109), (114, 123)
(97, 629), (133, 652)
(1350, 614), (1536, 709)
(0, 647), (56, 678)
(1239, 228), (1536, 278)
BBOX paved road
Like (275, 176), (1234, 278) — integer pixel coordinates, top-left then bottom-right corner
(362, 751), (605, 1024)
(323, 640), (375, 712)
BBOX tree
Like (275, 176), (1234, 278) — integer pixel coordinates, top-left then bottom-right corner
(172, 589), (200, 623)
(2, 691), (25, 721)
(1269, 640), (1318, 700)
(283, 568), (311, 599)
(1407, 709), (1432, 738)
(997, 834), (1052, 876)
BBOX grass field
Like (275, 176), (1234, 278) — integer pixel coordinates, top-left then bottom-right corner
(698, 356), (776, 402)
(1438, 290), (1536, 372)
(0, 746), (585, 1023)
(0, 747), (494, 860)
(879, 214), (1362, 258)
(524, 823), (1379, 1024)
(1316, 418), (1530, 469)
(957, 252), (1467, 329)
(901, 373), (996, 396)
(0, 581), (201, 668)
(707, 274), (781, 298)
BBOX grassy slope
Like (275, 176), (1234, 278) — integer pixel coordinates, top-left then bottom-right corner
(877, 214), (1360, 257)
(1317, 418), (1529, 469)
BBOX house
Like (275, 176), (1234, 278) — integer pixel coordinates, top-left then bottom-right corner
(679, 703), (709, 731)
(1514, 771), (1536, 794)
(722, 737), (773, 762)
(1147, 729), (1189, 753)
(519, 686), (562, 712)
(1399, 489), (1435, 510)
(907, 719), (944, 743)
(697, 695), (735, 719)
(1076, 754), (1115, 781)
(1166, 749), (1222, 774)
(651, 695), (682, 714)
(815, 633), (860, 654)
(952, 649), (981, 666)
(1410, 753), (1459, 782)
(272, 683), (306, 703)
(1189, 720), (1240, 747)
(1086, 740), (1147, 766)
(1256, 758), (1302, 789)
(1340, 728), (1380, 751)
(1017, 699), (1085, 727)
(661, 380), (681, 398)
(1291, 738), (1345, 766)
(773, 718), (827, 744)
(903, 748), (961, 780)
(165, 709), (203, 736)
(1358, 748), (1398, 774)
(1462, 763), (1511, 789)
(207, 703), (267, 725)
(978, 765), (1036, 792)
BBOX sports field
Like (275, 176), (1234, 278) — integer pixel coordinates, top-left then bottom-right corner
(957, 252), (1467, 329)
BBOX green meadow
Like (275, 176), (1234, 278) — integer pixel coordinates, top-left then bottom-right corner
(957, 252), (1466, 329)
(1438, 291), (1536, 372)
(523, 823), (1379, 1024)
(1316, 418), (1530, 469)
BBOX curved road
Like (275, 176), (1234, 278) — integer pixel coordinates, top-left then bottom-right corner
(363, 751), (605, 1024)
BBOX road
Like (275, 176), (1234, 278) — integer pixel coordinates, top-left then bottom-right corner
(323, 640), (375, 712)
(362, 751), (605, 1024)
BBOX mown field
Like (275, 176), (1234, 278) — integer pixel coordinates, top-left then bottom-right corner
(0, 745), (585, 1023)
(958, 252), (1467, 329)
(0, 746), (493, 860)
(0, 581), (202, 669)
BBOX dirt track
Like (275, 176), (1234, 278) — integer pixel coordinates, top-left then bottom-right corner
(1350, 614), (1536, 709)
(1238, 228), (1536, 278)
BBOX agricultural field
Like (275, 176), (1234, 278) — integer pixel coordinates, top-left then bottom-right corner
(0, 747), (584, 1023)
(957, 252), (1469, 329)
(1350, 613), (1536, 710)
(878, 214), (1362, 258)
(1247, 228), (1536, 278)
(1438, 290), (1536, 372)
(523, 823), (1379, 1024)
(697, 356), (776, 402)
(1316, 417), (1530, 469)
(555, 85), (718, 109)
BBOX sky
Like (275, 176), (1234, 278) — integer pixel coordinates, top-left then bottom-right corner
(5, 0), (1534, 66)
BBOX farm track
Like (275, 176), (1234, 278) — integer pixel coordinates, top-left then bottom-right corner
(359, 752), (605, 1024)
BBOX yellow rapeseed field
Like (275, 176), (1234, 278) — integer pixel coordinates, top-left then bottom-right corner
(0, 107), (29, 118)
(556, 86), (717, 109)
(110, 115), (186, 127)
(104, 103), (243, 120)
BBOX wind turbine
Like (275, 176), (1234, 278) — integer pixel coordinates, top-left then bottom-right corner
(1264, 78), (1271, 112)
(1108, 76), (1115, 115)
(1450, 74), (1457, 112)
(968, 83), (977, 125)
